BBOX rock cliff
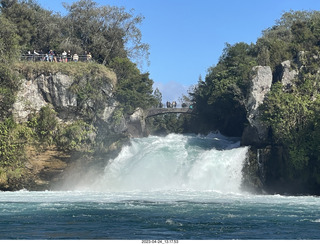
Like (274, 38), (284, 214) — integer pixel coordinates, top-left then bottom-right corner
(242, 66), (273, 147)
(12, 72), (119, 124)
(6, 66), (147, 190)
(242, 61), (298, 147)
(241, 61), (299, 194)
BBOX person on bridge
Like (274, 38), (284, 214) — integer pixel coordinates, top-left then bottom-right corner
(172, 101), (177, 108)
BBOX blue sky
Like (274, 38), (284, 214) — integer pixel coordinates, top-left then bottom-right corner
(37, 0), (320, 103)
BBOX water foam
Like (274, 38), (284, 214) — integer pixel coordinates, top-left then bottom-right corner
(88, 133), (248, 193)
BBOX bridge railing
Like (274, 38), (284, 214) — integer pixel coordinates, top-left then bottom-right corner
(20, 54), (93, 62)
(146, 107), (194, 118)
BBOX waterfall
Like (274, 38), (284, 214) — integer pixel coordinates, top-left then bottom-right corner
(88, 133), (249, 193)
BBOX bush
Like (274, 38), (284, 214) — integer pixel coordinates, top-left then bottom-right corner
(56, 120), (96, 153)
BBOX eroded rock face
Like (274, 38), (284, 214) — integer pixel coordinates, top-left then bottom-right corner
(12, 73), (78, 123)
(12, 79), (47, 123)
(12, 72), (116, 123)
(127, 108), (147, 137)
(38, 73), (77, 108)
(280, 60), (298, 91)
(242, 66), (272, 146)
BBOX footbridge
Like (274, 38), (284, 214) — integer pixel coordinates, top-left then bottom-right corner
(127, 107), (196, 137)
(146, 107), (194, 118)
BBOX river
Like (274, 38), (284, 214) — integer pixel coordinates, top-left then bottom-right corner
(1, 133), (320, 240)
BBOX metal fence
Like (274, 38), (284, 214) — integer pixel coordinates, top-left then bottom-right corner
(20, 54), (93, 62)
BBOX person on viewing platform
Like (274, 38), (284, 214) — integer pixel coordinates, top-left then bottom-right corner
(53, 52), (58, 62)
(55, 53), (61, 62)
(48, 50), (55, 62)
(62, 50), (67, 62)
(27, 51), (32, 61)
(86, 52), (92, 62)
(67, 50), (72, 62)
(73, 53), (79, 62)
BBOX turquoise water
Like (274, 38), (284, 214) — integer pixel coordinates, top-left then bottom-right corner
(1, 134), (320, 240)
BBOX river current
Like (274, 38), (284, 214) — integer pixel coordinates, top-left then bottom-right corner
(1, 133), (320, 240)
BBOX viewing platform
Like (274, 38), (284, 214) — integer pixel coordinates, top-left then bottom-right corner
(20, 54), (92, 62)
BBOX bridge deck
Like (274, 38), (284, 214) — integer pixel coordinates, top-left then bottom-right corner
(146, 107), (193, 118)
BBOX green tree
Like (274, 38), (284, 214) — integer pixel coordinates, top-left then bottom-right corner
(110, 57), (157, 113)
(27, 105), (59, 146)
(191, 42), (256, 135)
(0, 15), (20, 63)
(63, 0), (149, 65)
(153, 88), (162, 107)
(1, 0), (37, 49)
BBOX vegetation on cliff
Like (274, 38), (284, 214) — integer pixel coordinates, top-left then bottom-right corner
(191, 10), (320, 194)
(0, 0), (158, 190)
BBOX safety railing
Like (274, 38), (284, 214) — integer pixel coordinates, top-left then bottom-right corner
(20, 54), (93, 62)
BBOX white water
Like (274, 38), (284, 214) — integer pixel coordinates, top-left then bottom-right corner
(3, 133), (320, 239)
(72, 133), (249, 193)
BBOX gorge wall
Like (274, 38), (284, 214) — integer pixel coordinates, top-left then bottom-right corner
(4, 66), (147, 190)
(241, 60), (299, 194)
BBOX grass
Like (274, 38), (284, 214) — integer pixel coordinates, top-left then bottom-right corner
(13, 61), (117, 86)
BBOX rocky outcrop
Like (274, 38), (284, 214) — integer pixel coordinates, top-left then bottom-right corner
(12, 71), (147, 139)
(38, 73), (78, 108)
(127, 108), (147, 137)
(12, 73), (80, 123)
(12, 78), (48, 123)
(12, 72), (125, 126)
(280, 60), (298, 91)
(242, 66), (272, 146)
(241, 61), (301, 194)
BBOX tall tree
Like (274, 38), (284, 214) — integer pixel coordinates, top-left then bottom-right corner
(110, 57), (157, 113)
(0, 15), (20, 63)
(63, 0), (149, 65)
(153, 88), (162, 107)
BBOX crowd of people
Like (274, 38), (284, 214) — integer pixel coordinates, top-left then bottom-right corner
(158, 101), (178, 108)
(25, 50), (92, 62)
(158, 101), (193, 109)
